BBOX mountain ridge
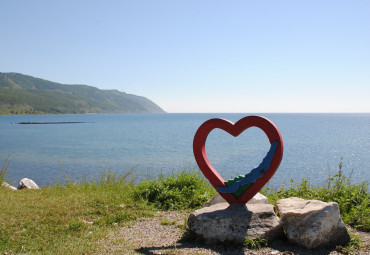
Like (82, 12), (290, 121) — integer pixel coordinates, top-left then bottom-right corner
(0, 72), (165, 115)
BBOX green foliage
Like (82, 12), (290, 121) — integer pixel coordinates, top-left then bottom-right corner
(243, 238), (268, 250)
(133, 171), (215, 210)
(0, 72), (164, 115)
(262, 161), (369, 232)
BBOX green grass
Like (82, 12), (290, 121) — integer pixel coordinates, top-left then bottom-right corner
(0, 171), (154, 254)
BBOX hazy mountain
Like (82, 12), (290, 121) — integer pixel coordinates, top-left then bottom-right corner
(0, 72), (165, 115)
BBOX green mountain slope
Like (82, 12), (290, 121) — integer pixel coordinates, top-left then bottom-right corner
(0, 72), (165, 115)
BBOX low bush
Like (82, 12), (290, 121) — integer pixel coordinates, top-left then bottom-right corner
(132, 171), (215, 210)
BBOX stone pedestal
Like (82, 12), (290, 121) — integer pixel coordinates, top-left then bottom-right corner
(188, 203), (282, 244)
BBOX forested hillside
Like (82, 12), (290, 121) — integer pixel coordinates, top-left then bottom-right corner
(0, 72), (165, 114)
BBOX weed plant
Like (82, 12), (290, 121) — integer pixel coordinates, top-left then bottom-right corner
(262, 162), (369, 232)
(243, 238), (268, 250)
(0, 155), (10, 183)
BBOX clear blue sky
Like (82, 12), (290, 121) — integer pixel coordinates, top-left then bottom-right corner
(1, 0), (369, 113)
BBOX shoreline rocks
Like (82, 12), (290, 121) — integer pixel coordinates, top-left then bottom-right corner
(2, 178), (39, 190)
(17, 178), (39, 190)
(2, 182), (17, 190)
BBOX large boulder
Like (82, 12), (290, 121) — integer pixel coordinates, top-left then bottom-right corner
(17, 178), (39, 190)
(276, 197), (350, 249)
(202, 192), (268, 207)
(188, 203), (283, 244)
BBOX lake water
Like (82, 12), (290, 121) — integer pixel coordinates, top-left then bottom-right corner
(0, 113), (369, 188)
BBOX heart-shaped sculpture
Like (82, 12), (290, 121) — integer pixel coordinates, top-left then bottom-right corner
(193, 116), (284, 204)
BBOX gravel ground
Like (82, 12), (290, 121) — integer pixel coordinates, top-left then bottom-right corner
(96, 211), (369, 255)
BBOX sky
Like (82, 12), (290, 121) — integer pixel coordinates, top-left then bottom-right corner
(1, 0), (369, 113)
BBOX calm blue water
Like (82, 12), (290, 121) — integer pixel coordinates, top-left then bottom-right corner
(0, 113), (369, 188)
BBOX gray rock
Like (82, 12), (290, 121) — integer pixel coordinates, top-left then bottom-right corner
(202, 192), (268, 207)
(188, 203), (283, 244)
(17, 178), (39, 190)
(2, 182), (17, 190)
(276, 197), (350, 249)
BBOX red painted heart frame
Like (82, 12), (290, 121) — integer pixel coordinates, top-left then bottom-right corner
(193, 115), (284, 204)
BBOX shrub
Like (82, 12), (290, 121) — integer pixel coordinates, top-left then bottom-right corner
(133, 171), (215, 210)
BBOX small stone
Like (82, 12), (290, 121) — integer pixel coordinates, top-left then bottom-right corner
(276, 197), (350, 249)
(248, 192), (268, 204)
(81, 220), (93, 225)
(17, 178), (39, 190)
(188, 203), (283, 244)
(202, 192), (268, 207)
(2, 182), (17, 190)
